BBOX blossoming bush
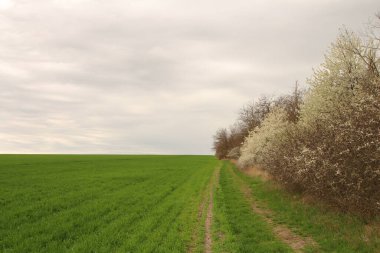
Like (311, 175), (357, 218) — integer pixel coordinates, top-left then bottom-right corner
(238, 108), (289, 168)
(238, 29), (380, 216)
(296, 31), (380, 215)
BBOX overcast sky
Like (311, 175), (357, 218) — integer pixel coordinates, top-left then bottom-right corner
(0, 0), (378, 154)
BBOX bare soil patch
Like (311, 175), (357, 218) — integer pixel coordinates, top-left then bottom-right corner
(363, 222), (380, 243)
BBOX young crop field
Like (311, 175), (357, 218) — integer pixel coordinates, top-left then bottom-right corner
(1, 155), (379, 253)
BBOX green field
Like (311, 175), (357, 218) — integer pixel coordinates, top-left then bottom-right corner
(1, 155), (379, 252)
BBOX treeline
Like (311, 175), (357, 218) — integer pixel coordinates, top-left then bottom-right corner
(213, 16), (380, 216)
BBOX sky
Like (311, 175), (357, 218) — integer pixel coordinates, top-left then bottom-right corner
(0, 0), (379, 154)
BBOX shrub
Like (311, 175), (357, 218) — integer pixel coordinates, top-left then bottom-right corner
(215, 16), (380, 216)
(292, 30), (380, 215)
(226, 146), (241, 160)
(237, 26), (380, 216)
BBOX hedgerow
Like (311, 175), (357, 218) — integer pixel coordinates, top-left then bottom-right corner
(215, 17), (380, 216)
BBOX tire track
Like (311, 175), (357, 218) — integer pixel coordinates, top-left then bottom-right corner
(205, 167), (220, 253)
(228, 164), (317, 253)
(188, 166), (220, 253)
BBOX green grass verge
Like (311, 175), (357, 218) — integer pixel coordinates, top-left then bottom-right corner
(212, 162), (292, 253)
(231, 161), (380, 253)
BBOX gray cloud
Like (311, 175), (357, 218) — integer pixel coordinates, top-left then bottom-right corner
(0, 0), (379, 154)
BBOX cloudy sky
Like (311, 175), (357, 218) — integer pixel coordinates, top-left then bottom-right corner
(0, 0), (378, 154)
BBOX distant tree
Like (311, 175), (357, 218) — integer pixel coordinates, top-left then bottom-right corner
(228, 123), (245, 148)
(213, 128), (230, 159)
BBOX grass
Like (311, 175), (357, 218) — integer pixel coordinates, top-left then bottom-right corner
(212, 162), (292, 253)
(1, 155), (378, 252)
(0, 155), (218, 253)
(230, 161), (380, 253)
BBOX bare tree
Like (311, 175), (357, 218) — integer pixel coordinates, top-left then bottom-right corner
(274, 82), (304, 123)
(212, 128), (230, 159)
(238, 96), (272, 135)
